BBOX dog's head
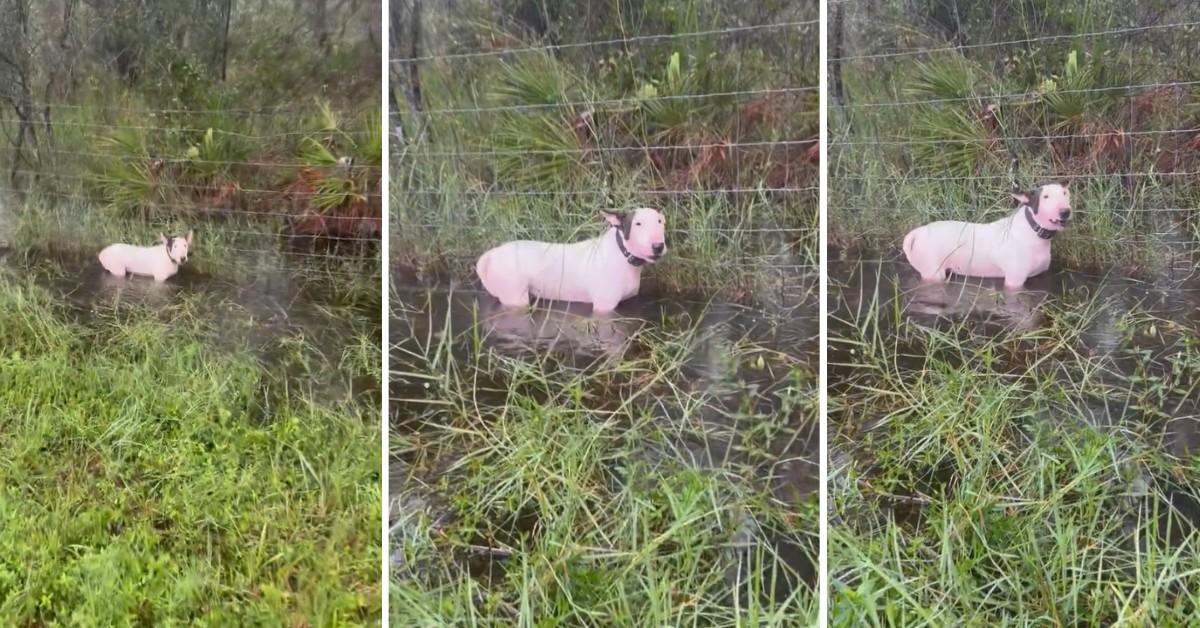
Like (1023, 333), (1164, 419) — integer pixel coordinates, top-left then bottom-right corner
(601, 207), (667, 263)
(1012, 182), (1072, 231)
(161, 230), (194, 265)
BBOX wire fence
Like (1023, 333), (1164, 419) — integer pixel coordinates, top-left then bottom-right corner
(0, 103), (383, 280)
(828, 2), (1200, 283)
(392, 3), (821, 300)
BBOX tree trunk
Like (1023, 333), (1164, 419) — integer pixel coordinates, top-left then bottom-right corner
(831, 2), (846, 111)
(397, 0), (426, 143)
(220, 0), (234, 81)
(314, 0), (332, 55)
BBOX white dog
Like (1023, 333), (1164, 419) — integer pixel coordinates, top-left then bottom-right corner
(98, 230), (193, 282)
(475, 208), (667, 313)
(902, 183), (1071, 290)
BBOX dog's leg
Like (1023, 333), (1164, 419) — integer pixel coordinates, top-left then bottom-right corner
(498, 292), (530, 308)
(591, 295), (621, 316)
(1003, 271), (1026, 291)
(930, 267), (950, 283)
(479, 257), (531, 307)
(1001, 259), (1030, 291)
(590, 283), (626, 315)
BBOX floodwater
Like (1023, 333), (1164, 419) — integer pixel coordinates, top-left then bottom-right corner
(391, 268), (820, 593)
(828, 251), (1200, 532)
(0, 246), (381, 406)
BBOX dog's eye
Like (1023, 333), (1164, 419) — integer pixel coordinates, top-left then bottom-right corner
(635, 221), (642, 226)
(1043, 195), (1049, 199)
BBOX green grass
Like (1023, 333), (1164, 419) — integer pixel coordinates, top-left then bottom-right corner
(391, 292), (817, 626)
(0, 268), (382, 624)
(828, 269), (1200, 625)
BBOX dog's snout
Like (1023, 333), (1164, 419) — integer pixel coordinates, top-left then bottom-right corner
(1061, 208), (1071, 219)
(651, 243), (665, 255)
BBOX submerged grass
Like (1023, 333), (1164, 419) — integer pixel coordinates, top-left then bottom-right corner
(0, 268), (382, 624)
(391, 292), (817, 625)
(829, 270), (1200, 625)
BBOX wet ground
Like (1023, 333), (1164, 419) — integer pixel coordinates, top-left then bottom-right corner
(391, 267), (820, 592)
(828, 251), (1200, 530)
(0, 245), (381, 406)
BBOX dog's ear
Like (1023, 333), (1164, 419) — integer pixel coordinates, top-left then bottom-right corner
(159, 233), (168, 244)
(1059, 179), (1070, 190)
(1010, 191), (1030, 205)
(184, 229), (194, 244)
(600, 210), (625, 228)
(600, 209), (635, 238)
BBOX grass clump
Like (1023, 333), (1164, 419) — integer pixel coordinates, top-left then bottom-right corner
(0, 269), (382, 624)
(829, 269), (1200, 625)
(391, 293), (817, 625)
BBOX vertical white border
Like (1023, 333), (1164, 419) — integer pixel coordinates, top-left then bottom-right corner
(380, 0), (391, 623)
(817, 0), (829, 625)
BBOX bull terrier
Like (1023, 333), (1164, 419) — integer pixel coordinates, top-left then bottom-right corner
(475, 207), (667, 313)
(98, 230), (193, 282)
(902, 183), (1071, 290)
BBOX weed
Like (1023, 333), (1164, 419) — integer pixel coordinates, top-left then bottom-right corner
(391, 292), (818, 625)
(0, 269), (382, 624)
(828, 264), (1200, 625)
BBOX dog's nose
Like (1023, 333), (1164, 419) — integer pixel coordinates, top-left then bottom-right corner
(651, 243), (665, 255)
(1061, 209), (1071, 219)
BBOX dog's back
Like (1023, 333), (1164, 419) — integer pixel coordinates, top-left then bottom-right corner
(99, 242), (178, 280)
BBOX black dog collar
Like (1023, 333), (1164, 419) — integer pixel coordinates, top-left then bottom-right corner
(165, 237), (183, 265)
(1024, 205), (1057, 240)
(613, 229), (647, 267)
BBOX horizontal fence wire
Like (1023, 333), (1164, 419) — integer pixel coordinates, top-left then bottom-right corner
(0, 106), (383, 279)
(835, 127), (1200, 147)
(398, 139), (817, 158)
(414, 253), (820, 273)
(0, 117), (376, 138)
(11, 100), (365, 117)
(398, 187), (818, 196)
(391, 19), (818, 64)
(0, 146), (381, 170)
(405, 224), (817, 233)
(829, 6), (1200, 273)
(394, 11), (819, 281)
(415, 87), (821, 116)
(5, 168), (384, 197)
(830, 20), (1200, 63)
(836, 170), (1200, 182)
(826, 256), (1200, 291)
(838, 80), (1200, 110)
